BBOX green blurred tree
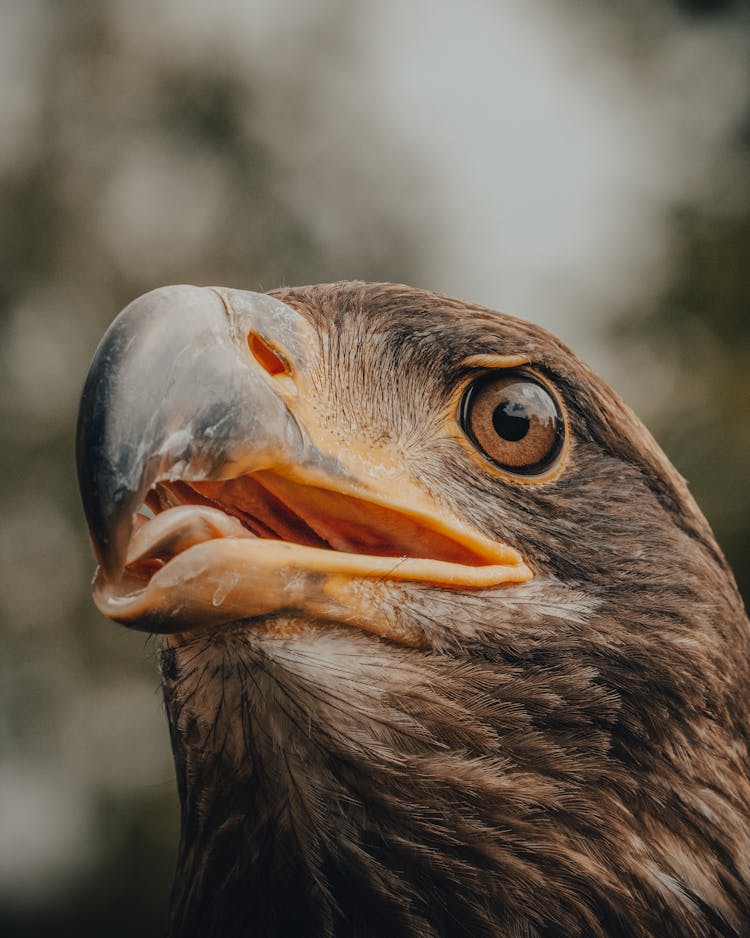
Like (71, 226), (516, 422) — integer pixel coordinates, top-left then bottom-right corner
(615, 172), (750, 605)
(611, 0), (750, 605)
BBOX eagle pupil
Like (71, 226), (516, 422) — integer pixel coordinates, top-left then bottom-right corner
(492, 401), (530, 442)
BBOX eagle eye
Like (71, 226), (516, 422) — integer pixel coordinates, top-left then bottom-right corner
(460, 371), (564, 476)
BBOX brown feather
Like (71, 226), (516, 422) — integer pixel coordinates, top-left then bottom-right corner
(159, 282), (750, 937)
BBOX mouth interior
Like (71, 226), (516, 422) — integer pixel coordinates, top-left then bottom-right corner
(126, 469), (509, 581)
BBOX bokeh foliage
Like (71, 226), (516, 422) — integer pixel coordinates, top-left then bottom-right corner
(616, 193), (750, 604)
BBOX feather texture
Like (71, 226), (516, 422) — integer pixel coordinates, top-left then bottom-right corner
(154, 283), (750, 937)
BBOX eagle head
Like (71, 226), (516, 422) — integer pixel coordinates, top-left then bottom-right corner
(76, 282), (750, 937)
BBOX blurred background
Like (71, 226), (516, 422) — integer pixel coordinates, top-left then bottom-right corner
(1, 0), (748, 934)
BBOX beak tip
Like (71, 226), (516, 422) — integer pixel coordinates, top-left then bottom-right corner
(77, 283), (306, 598)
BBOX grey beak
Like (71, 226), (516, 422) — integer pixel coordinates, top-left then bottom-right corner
(76, 285), (310, 580)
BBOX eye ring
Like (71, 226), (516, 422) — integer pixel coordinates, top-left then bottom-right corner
(459, 369), (565, 477)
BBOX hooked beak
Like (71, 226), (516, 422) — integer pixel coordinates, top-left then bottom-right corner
(76, 285), (532, 641)
(76, 284), (316, 579)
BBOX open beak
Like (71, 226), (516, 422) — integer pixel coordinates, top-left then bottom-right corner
(76, 285), (532, 641)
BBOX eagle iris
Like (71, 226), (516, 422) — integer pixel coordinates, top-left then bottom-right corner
(461, 371), (564, 475)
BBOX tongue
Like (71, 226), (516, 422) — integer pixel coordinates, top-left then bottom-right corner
(126, 505), (254, 569)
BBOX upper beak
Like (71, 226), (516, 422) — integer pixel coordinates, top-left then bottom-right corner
(76, 285), (315, 580)
(77, 284), (532, 639)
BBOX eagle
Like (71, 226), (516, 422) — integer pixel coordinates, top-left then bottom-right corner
(76, 282), (750, 938)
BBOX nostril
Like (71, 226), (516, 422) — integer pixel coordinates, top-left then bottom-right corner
(247, 332), (290, 376)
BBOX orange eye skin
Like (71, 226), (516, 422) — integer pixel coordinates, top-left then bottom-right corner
(459, 370), (565, 477)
